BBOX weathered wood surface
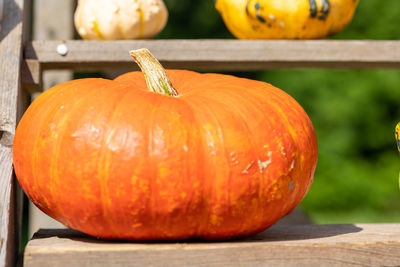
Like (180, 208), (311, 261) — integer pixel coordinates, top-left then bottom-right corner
(24, 40), (400, 72)
(21, 59), (41, 93)
(24, 224), (400, 267)
(0, 0), (25, 266)
(0, 0), (3, 34)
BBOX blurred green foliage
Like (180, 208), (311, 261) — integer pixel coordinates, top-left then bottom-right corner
(161, 0), (400, 222)
(266, 70), (400, 219)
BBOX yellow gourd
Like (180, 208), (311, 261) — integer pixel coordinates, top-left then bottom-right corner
(214, 0), (359, 39)
(74, 0), (168, 40)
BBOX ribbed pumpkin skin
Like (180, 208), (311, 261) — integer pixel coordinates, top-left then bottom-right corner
(13, 70), (317, 240)
(215, 0), (359, 39)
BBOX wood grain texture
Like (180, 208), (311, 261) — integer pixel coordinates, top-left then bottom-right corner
(24, 40), (400, 72)
(23, 224), (400, 267)
(0, 0), (25, 266)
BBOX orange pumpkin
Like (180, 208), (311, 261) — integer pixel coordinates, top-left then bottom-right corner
(13, 49), (317, 240)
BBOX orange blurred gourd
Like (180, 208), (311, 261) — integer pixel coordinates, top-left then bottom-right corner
(13, 49), (318, 240)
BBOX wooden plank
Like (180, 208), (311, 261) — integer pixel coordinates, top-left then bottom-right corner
(23, 224), (400, 267)
(0, 0), (25, 266)
(24, 40), (400, 72)
(21, 59), (42, 93)
(0, 0), (3, 34)
(32, 0), (74, 41)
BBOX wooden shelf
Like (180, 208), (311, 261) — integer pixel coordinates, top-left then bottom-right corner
(23, 224), (400, 267)
(24, 40), (400, 71)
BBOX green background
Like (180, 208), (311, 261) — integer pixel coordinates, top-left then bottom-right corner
(159, 0), (400, 223)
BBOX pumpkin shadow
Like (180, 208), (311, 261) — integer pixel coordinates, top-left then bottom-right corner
(31, 224), (362, 245)
(243, 224), (362, 242)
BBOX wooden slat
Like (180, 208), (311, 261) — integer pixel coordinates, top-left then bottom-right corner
(0, 0), (3, 34)
(21, 59), (42, 93)
(24, 40), (400, 72)
(0, 0), (25, 266)
(23, 224), (400, 267)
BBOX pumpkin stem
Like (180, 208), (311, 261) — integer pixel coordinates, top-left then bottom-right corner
(129, 48), (178, 96)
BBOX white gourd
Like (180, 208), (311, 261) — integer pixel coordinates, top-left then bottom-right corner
(74, 0), (168, 40)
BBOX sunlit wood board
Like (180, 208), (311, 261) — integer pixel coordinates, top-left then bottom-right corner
(24, 223), (400, 267)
